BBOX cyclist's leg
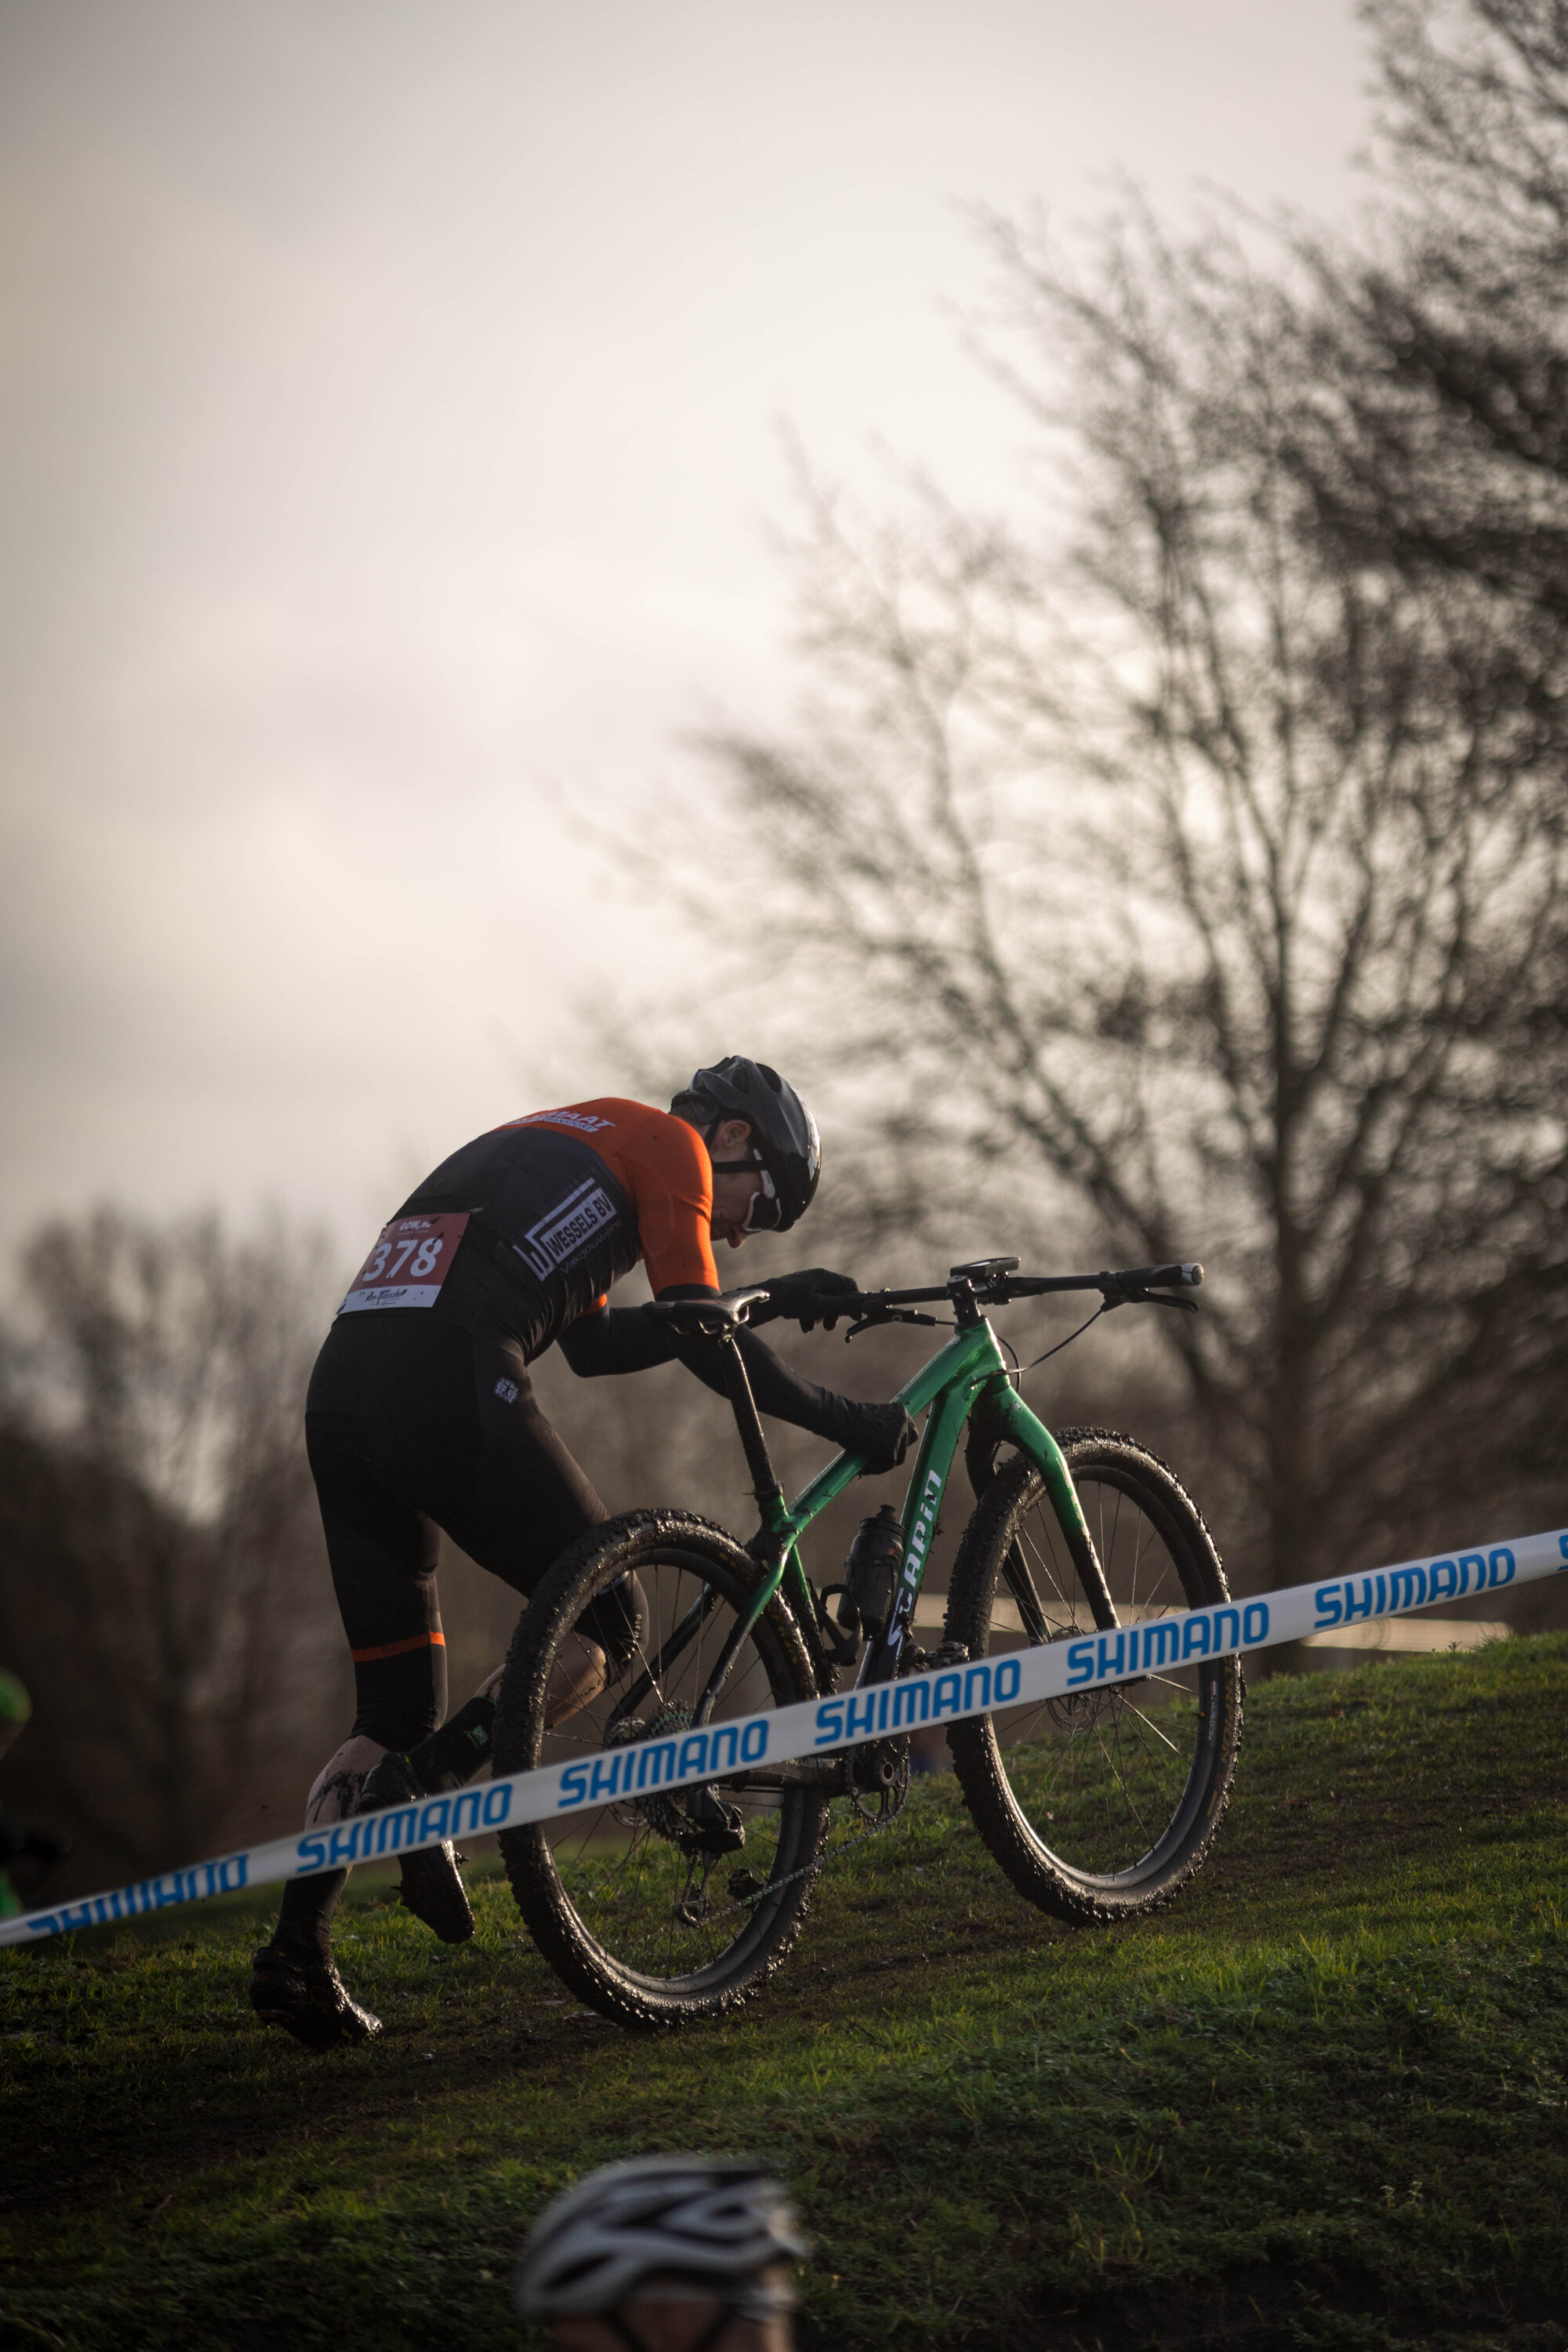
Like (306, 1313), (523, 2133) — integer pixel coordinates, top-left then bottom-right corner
(368, 1347), (644, 1737)
(337, 1360), (635, 1947)
(252, 1410), (444, 2043)
(258, 1334), (637, 2033)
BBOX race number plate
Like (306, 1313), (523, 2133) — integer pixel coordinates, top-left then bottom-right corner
(338, 1213), (470, 1314)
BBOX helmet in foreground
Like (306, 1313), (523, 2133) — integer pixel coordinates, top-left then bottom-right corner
(514, 2154), (809, 2318)
(683, 1058), (820, 1233)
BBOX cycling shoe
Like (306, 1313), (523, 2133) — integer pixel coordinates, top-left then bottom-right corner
(249, 1945), (382, 2050)
(359, 1752), (475, 1944)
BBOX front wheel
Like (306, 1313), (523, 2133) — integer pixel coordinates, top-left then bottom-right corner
(945, 1428), (1242, 1922)
(494, 1510), (828, 2029)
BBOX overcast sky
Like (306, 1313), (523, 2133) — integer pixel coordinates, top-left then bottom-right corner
(0, 0), (1370, 1274)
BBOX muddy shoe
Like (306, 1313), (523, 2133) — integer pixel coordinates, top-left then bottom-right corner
(359, 1752), (475, 1945)
(249, 1945), (381, 2050)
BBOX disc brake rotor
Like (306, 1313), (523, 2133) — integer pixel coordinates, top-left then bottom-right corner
(605, 1704), (695, 1846)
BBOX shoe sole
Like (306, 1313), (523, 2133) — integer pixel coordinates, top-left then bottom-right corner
(249, 1981), (382, 2049)
(397, 1843), (475, 1944)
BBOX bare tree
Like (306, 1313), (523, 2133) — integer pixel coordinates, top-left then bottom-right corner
(1288, 0), (1568, 746)
(653, 177), (1568, 1593)
(0, 1210), (350, 1886)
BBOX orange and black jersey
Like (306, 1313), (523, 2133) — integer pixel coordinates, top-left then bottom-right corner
(393, 1097), (719, 1353)
(497, 1097), (721, 1304)
(308, 1098), (862, 1449)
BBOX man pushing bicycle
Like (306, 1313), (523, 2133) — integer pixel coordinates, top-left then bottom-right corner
(251, 1058), (916, 2049)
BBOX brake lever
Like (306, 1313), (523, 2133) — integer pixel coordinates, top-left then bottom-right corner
(1102, 1285), (1200, 1315)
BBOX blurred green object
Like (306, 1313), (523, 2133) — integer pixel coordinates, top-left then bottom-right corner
(1, 1671), (35, 1915)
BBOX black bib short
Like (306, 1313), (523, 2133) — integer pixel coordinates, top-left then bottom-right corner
(305, 1317), (619, 1751)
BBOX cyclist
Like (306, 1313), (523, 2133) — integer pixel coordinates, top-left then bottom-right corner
(251, 1058), (917, 2048)
(514, 2154), (807, 2352)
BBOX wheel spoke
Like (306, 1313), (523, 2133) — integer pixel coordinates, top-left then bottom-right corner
(947, 1439), (1241, 1916)
(1121, 1700), (1180, 1754)
(498, 1528), (826, 2020)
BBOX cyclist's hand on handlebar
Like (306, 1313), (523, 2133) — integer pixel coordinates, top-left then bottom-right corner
(750, 1267), (860, 1332)
(841, 1399), (920, 1474)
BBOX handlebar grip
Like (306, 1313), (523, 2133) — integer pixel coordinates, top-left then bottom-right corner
(1117, 1261), (1203, 1290)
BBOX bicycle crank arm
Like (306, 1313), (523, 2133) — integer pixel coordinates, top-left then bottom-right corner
(725, 1740), (908, 1798)
(720, 1759), (846, 1792)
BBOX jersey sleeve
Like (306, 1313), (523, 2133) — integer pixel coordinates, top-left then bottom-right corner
(617, 1112), (720, 1295)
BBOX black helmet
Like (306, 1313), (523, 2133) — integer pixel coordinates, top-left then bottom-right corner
(687, 1057), (820, 1232)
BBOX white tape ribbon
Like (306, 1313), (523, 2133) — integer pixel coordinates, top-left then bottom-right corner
(5, 1525), (1564, 1947)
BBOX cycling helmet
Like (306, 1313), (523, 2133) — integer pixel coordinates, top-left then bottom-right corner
(686, 1058), (820, 1233)
(514, 2155), (809, 2318)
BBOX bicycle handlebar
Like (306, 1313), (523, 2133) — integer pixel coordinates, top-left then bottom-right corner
(1100, 1262), (1203, 1293)
(803, 1259), (1204, 1323)
(651, 1263), (1205, 1345)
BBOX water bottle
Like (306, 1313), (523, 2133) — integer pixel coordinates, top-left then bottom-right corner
(835, 1504), (905, 1640)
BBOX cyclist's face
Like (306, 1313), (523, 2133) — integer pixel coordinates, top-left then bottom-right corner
(546, 2278), (793, 2351)
(707, 1118), (764, 1250)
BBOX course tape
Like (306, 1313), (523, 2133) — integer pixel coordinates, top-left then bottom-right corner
(5, 1524), (1565, 1948)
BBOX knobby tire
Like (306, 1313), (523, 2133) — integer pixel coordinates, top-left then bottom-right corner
(494, 1510), (828, 2029)
(945, 1428), (1243, 1922)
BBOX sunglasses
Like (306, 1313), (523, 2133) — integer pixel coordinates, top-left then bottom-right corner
(711, 1153), (783, 1232)
(742, 1171), (782, 1232)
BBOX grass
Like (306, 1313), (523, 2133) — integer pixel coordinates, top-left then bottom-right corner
(2, 1634), (1566, 2352)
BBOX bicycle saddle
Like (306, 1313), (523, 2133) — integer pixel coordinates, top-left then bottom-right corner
(644, 1287), (772, 1341)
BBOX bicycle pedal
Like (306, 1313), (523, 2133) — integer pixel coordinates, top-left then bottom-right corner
(728, 1870), (765, 1904)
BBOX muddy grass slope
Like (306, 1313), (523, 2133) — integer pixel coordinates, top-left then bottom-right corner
(2, 1635), (1566, 2352)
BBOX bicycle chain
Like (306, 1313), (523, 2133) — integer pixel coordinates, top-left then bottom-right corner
(701, 1788), (906, 1926)
(688, 1662), (964, 1924)
(610, 1646), (967, 1930)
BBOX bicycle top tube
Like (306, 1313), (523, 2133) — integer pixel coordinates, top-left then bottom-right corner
(780, 1314), (1008, 1538)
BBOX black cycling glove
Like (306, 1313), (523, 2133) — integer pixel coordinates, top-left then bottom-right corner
(747, 1268), (860, 1333)
(838, 1400), (920, 1475)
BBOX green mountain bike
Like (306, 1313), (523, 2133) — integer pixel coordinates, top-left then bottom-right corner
(493, 1258), (1243, 2028)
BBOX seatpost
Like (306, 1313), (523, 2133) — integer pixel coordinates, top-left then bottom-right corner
(717, 1333), (785, 1510)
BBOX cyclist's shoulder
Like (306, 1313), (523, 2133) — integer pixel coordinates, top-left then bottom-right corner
(612, 1102), (710, 1195)
(492, 1097), (638, 1139)
(515, 1098), (704, 1174)
(481, 1099), (706, 1214)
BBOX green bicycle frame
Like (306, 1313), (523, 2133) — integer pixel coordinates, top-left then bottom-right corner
(731, 1312), (1112, 1696)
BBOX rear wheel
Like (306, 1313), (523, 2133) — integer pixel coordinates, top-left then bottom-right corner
(494, 1510), (828, 2028)
(945, 1428), (1242, 1922)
